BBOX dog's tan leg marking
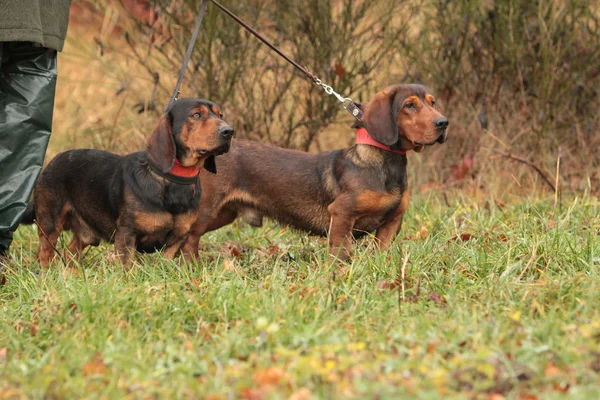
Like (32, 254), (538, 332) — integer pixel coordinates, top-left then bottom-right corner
(375, 190), (410, 250)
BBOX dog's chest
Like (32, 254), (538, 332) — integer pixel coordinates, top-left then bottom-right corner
(353, 190), (403, 232)
(133, 210), (198, 251)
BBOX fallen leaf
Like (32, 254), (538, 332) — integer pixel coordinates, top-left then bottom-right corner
(553, 382), (570, 392)
(240, 387), (265, 400)
(377, 280), (400, 291)
(415, 225), (429, 239)
(428, 292), (445, 306)
(253, 367), (289, 387)
(185, 340), (194, 351)
(518, 394), (538, 400)
(544, 361), (561, 377)
(289, 387), (313, 400)
(508, 311), (521, 322)
(0, 347), (7, 363)
(220, 242), (243, 258)
(82, 353), (107, 377)
(487, 393), (505, 400)
(450, 233), (475, 242)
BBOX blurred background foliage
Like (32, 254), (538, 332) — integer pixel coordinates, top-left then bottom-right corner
(53, 0), (600, 198)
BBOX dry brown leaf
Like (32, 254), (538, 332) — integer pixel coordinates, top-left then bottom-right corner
(428, 292), (446, 306)
(253, 367), (289, 387)
(289, 387), (313, 400)
(0, 347), (7, 363)
(82, 353), (107, 377)
(450, 233), (475, 242)
(377, 280), (400, 291)
(220, 242), (243, 258)
(544, 361), (562, 377)
(517, 394), (538, 400)
(487, 394), (505, 400)
(30, 322), (38, 337)
(553, 382), (570, 393)
(415, 225), (429, 239)
(240, 387), (265, 400)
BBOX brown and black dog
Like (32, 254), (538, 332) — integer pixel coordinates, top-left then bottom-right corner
(21, 98), (233, 267)
(181, 84), (448, 260)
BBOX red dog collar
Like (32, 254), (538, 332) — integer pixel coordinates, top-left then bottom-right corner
(170, 159), (200, 178)
(147, 158), (200, 185)
(355, 128), (406, 154)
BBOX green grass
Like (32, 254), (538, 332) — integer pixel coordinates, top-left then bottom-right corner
(1, 194), (600, 399)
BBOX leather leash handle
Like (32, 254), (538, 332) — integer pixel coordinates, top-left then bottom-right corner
(165, 0), (209, 112)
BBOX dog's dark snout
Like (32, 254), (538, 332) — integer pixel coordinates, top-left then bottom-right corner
(219, 126), (234, 139)
(434, 117), (449, 130)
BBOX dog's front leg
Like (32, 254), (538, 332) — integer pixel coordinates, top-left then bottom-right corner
(163, 234), (190, 259)
(375, 190), (410, 250)
(327, 200), (356, 261)
(165, 212), (199, 260)
(115, 226), (136, 268)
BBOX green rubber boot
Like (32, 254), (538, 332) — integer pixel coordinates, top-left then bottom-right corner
(0, 42), (57, 255)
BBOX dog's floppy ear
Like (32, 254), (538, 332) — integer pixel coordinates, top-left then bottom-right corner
(147, 113), (176, 173)
(203, 155), (217, 174)
(362, 90), (398, 146)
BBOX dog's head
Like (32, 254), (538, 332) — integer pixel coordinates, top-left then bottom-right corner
(147, 98), (234, 174)
(361, 84), (448, 152)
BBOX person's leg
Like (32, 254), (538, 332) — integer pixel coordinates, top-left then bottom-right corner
(0, 42), (58, 256)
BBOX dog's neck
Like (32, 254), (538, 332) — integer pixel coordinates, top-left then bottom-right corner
(355, 128), (406, 155)
(147, 158), (200, 185)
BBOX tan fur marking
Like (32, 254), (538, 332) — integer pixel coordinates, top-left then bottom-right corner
(172, 210), (199, 237)
(404, 96), (421, 108)
(355, 190), (400, 214)
(133, 211), (172, 232)
(425, 94), (435, 106)
(375, 190), (410, 249)
(224, 189), (258, 206)
(353, 145), (385, 167)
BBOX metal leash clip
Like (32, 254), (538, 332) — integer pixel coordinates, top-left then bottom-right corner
(315, 78), (363, 121)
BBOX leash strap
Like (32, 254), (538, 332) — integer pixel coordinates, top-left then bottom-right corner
(165, 0), (209, 112)
(209, 0), (363, 121)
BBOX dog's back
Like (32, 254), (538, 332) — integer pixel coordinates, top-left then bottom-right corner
(198, 140), (342, 236)
(33, 149), (125, 241)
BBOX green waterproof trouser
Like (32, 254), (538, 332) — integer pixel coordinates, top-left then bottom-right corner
(0, 42), (57, 255)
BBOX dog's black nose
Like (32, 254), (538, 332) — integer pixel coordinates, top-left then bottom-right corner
(219, 126), (234, 139)
(434, 117), (449, 129)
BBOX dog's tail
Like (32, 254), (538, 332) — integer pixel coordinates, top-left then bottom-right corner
(20, 202), (36, 225)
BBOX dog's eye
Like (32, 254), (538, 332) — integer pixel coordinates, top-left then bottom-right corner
(404, 102), (415, 109)
(431, 100), (436, 107)
(192, 112), (203, 119)
(219, 113), (224, 118)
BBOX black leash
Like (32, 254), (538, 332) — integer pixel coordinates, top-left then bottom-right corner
(209, 0), (362, 121)
(165, 0), (362, 121)
(164, 0), (209, 112)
